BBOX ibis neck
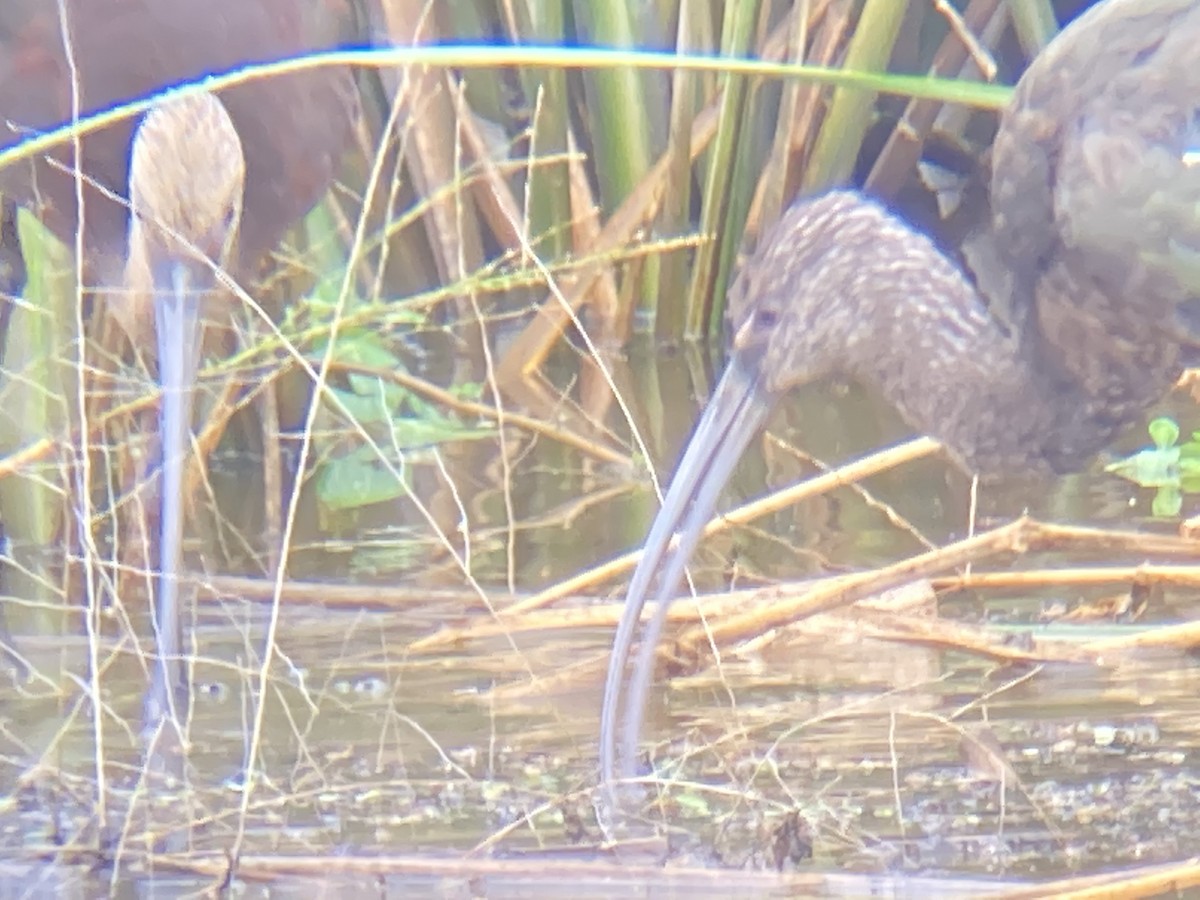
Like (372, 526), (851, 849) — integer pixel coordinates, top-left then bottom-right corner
(837, 231), (1178, 477)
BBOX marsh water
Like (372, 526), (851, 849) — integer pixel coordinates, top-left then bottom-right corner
(2, 342), (1199, 897)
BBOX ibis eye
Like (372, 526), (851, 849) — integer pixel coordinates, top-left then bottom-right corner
(753, 307), (779, 330)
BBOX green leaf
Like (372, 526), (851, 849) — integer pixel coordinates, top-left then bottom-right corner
(316, 446), (412, 513)
(1151, 486), (1183, 518)
(328, 384), (393, 428)
(1148, 416), (1180, 450)
(391, 413), (491, 449)
(1105, 446), (1180, 487)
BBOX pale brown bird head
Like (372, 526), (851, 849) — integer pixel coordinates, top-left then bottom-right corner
(125, 89), (246, 300)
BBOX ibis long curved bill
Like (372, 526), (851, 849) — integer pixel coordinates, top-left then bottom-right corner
(595, 0), (1200, 821)
(142, 255), (208, 728)
(125, 91), (246, 733)
(598, 351), (778, 807)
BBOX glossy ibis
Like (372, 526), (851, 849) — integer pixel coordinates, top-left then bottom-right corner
(0, 1), (356, 728)
(599, 0), (1200, 820)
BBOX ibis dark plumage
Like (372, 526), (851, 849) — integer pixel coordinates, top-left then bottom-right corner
(0, 1), (356, 728)
(599, 0), (1200, 815)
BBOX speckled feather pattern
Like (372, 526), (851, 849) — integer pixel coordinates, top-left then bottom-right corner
(119, 92), (246, 345)
(724, 0), (1200, 476)
(127, 93), (245, 264)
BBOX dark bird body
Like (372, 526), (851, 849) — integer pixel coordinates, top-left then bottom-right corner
(0, 1), (356, 727)
(599, 0), (1200, 821)
(0, 0), (354, 282)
